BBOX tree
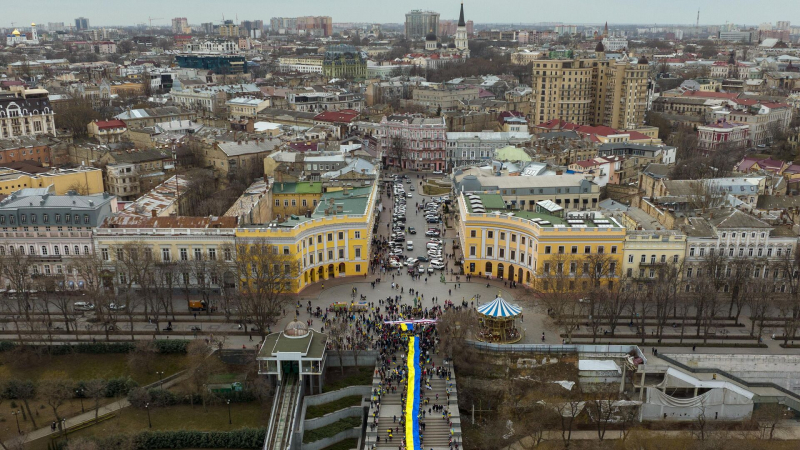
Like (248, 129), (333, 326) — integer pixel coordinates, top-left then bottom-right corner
(39, 376), (74, 433)
(437, 308), (479, 359)
(53, 97), (100, 138)
(537, 253), (584, 343)
(388, 136), (408, 170)
(725, 256), (756, 323)
(0, 249), (37, 343)
(326, 318), (349, 375)
(747, 274), (774, 343)
(185, 340), (223, 408)
(127, 340), (158, 374)
(4, 379), (38, 428)
(84, 378), (108, 423)
(752, 403), (791, 439)
(585, 384), (620, 441)
(234, 240), (296, 339)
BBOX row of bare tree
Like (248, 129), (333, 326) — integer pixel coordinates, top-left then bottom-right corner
(0, 238), (299, 343)
(532, 251), (800, 346)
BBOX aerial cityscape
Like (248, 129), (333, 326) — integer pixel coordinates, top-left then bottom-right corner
(1, 2), (800, 449)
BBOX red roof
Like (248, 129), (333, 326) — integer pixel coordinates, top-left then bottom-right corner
(313, 110), (359, 123)
(682, 91), (739, 99)
(95, 119), (126, 129)
(627, 131), (653, 140)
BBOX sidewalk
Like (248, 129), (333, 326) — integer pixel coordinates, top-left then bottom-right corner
(10, 371), (187, 445)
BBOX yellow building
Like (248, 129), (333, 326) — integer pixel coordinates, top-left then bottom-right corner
(0, 167), (104, 195)
(622, 230), (686, 281)
(271, 181), (324, 219)
(237, 183), (377, 292)
(94, 216), (238, 296)
(457, 193), (625, 291)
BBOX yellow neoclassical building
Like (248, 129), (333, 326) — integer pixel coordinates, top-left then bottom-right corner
(0, 167), (104, 195)
(236, 183), (377, 292)
(457, 193), (626, 291)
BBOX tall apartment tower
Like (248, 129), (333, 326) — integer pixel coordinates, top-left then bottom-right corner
(454, 2), (469, 55)
(531, 45), (650, 129)
(172, 17), (188, 34)
(74, 17), (89, 30)
(405, 10), (440, 40)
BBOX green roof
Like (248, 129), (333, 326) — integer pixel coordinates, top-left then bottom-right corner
(273, 185), (373, 228)
(273, 182), (324, 195)
(258, 329), (327, 359)
(495, 146), (532, 162)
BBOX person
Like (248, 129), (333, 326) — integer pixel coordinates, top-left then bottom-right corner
(541, 332), (545, 342)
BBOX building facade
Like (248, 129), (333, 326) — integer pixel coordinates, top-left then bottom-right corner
(0, 89), (56, 139)
(322, 45), (367, 80)
(379, 115), (447, 171)
(446, 131), (531, 168)
(405, 10), (440, 40)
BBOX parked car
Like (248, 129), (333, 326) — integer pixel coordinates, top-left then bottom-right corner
(73, 302), (95, 311)
(408, 227), (416, 234)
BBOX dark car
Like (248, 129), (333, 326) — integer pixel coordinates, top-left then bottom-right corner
(408, 227), (416, 234)
(417, 256), (429, 262)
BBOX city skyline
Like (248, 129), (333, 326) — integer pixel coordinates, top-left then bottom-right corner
(2, 0), (797, 28)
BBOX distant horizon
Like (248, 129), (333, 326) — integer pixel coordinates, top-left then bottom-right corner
(2, 0), (796, 29)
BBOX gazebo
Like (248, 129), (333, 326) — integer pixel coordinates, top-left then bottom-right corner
(476, 297), (523, 343)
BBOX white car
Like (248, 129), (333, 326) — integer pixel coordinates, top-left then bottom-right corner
(431, 261), (445, 270)
(426, 242), (441, 249)
(108, 303), (126, 311)
(418, 265), (426, 273)
(407, 193), (413, 198)
(389, 260), (402, 268)
(406, 258), (418, 266)
(428, 238), (443, 245)
(428, 251), (443, 258)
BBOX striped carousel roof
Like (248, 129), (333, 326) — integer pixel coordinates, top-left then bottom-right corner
(477, 297), (521, 318)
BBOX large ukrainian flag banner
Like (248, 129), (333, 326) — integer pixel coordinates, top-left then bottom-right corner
(404, 336), (421, 450)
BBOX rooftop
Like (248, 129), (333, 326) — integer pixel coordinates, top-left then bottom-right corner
(272, 181), (323, 195)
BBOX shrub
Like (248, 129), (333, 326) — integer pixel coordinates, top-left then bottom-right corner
(302, 416), (361, 443)
(153, 340), (189, 354)
(0, 341), (16, 352)
(104, 377), (138, 398)
(134, 428), (266, 449)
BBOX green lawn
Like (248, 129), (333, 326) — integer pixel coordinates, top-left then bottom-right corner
(306, 395), (363, 419)
(423, 184), (450, 195)
(323, 367), (373, 393)
(0, 352), (187, 385)
(302, 416), (361, 443)
(28, 402), (270, 450)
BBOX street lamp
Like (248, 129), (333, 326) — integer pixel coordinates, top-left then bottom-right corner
(145, 403), (152, 428)
(75, 388), (85, 412)
(62, 418), (68, 441)
(11, 410), (21, 434)
(227, 399), (232, 425)
(157, 371), (165, 390)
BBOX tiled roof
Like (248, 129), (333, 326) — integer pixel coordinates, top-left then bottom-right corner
(104, 215), (236, 228)
(95, 120), (126, 129)
(313, 109), (360, 123)
(682, 91), (739, 99)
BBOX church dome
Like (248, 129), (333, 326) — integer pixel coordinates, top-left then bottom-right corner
(31, 23), (36, 27)
(426, 32), (437, 41)
(12, 29), (20, 36)
(283, 319), (309, 338)
(595, 41), (605, 52)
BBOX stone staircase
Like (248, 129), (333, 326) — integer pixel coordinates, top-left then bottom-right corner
(365, 354), (462, 450)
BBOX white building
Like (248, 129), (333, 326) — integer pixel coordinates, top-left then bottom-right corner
(6, 23), (39, 46)
(602, 36), (628, 52)
(446, 131), (531, 168)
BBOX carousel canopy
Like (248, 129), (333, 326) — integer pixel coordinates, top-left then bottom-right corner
(477, 297), (521, 318)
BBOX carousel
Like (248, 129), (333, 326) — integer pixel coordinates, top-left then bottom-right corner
(476, 297), (523, 343)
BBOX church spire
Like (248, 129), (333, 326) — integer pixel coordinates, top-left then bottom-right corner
(604, 21), (608, 37)
(458, 2), (466, 27)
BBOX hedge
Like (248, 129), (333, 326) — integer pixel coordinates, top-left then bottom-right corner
(305, 395), (363, 419)
(67, 428), (267, 449)
(0, 340), (190, 354)
(128, 387), (256, 408)
(303, 416), (361, 443)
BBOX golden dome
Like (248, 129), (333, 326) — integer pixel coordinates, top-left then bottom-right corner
(12, 29), (20, 36)
(31, 23), (36, 27)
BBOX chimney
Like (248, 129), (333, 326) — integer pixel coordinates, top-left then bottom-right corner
(152, 209), (157, 217)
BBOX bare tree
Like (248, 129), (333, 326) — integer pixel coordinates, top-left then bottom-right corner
(748, 272), (775, 343)
(39, 376), (75, 434)
(388, 136), (408, 170)
(537, 253), (583, 343)
(437, 308), (479, 359)
(725, 256), (755, 324)
(84, 378), (108, 423)
(627, 287), (654, 344)
(752, 403), (791, 440)
(5, 379), (38, 428)
(0, 248), (37, 343)
(326, 318), (349, 375)
(234, 240), (296, 339)
(185, 340), (223, 408)
(585, 384), (620, 441)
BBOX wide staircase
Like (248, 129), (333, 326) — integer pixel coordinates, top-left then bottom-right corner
(265, 374), (300, 450)
(366, 354), (461, 450)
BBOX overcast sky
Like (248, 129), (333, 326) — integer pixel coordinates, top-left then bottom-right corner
(4, 0), (797, 27)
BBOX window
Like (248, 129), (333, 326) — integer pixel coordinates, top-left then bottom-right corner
(628, 255), (634, 263)
(338, 232), (344, 240)
(339, 249), (344, 259)
(54, 246), (59, 255)
(661, 255), (666, 263)
(640, 255), (646, 263)
(470, 230), (476, 238)
(327, 233), (333, 241)
(355, 248), (362, 258)
(55, 214), (61, 223)
(572, 246), (578, 254)
(545, 246), (551, 254)
(74, 215), (79, 224)
(101, 248), (109, 261)
(470, 246), (476, 256)
(83, 246), (89, 255)
(162, 248), (171, 261)
(558, 246), (565, 254)
(209, 248), (216, 260)
(30, 245), (35, 255)
(651, 255), (656, 264)
(328, 250), (333, 260)
(687, 268), (693, 278)
(224, 248), (232, 261)
(487, 231), (494, 239)
(584, 246), (591, 254)
(499, 248), (505, 258)
(511, 234), (516, 243)
(63, 246), (69, 255)
(291, 200), (296, 207)
(317, 235), (322, 243)
(673, 255), (679, 263)
(354, 231), (361, 239)
(609, 262), (616, 275)
(65, 214), (71, 223)
(302, 199), (307, 207)
(486, 247), (493, 257)
(180, 248), (188, 261)
(598, 246), (604, 254)
(194, 248), (202, 260)
(43, 214), (48, 223)
(144, 248), (152, 260)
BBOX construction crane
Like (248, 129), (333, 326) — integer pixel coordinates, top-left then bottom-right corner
(147, 17), (164, 28)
